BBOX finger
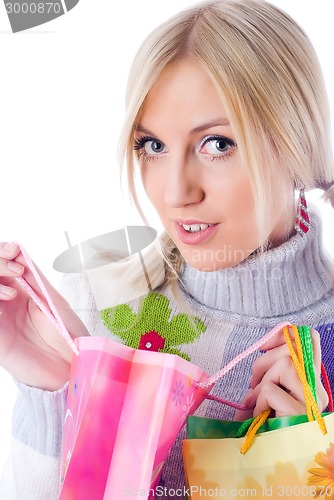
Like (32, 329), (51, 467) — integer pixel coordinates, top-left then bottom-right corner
(0, 243), (25, 285)
(242, 381), (328, 418)
(259, 325), (322, 381)
(252, 382), (306, 418)
(0, 283), (18, 300)
(234, 388), (255, 421)
(251, 337), (328, 413)
(0, 244), (25, 295)
(0, 258), (25, 293)
(0, 242), (21, 260)
(248, 355), (306, 407)
(234, 407), (254, 422)
(250, 344), (290, 388)
(5, 246), (58, 306)
(262, 326), (323, 373)
(16, 258), (89, 341)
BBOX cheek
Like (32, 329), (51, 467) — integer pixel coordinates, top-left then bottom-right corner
(232, 181), (254, 214)
(140, 164), (152, 196)
(140, 165), (164, 207)
(213, 170), (255, 218)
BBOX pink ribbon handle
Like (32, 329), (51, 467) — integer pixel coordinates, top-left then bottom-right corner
(13, 242), (79, 356)
(198, 321), (291, 410)
(199, 321), (291, 389)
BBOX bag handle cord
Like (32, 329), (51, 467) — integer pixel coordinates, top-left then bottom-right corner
(14, 242), (79, 356)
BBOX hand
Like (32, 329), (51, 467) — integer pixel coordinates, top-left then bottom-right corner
(0, 242), (89, 391)
(236, 326), (328, 420)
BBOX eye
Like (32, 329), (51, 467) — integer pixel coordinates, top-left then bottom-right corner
(199, 135), (237, 160)
(146, 140), (164, 154)
(133, 135), (167, 160)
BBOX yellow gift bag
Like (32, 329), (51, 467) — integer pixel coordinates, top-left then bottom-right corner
(183, 326), (334, 500)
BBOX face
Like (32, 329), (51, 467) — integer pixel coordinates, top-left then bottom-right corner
(135, 60), (292, 271)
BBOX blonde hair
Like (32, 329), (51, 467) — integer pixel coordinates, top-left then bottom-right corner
(118, 0), (334, 285)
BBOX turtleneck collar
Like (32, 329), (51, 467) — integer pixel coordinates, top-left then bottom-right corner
(181, 207), (334, 320)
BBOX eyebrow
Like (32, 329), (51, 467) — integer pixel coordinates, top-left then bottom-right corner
(136, 119), (230, 136)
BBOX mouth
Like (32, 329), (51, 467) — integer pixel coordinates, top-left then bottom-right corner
(174, 220), (219, 245)
(178, 222), (213, 233)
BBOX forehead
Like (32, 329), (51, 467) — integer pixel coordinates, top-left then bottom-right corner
(138, 60), (230, 131)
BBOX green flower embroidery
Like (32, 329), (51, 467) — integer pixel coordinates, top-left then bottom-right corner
(101, 292), (206, 361)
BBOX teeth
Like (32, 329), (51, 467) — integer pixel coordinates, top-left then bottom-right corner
(180, 223), (212, 233)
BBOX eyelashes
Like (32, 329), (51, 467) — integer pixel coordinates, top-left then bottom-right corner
(133, 135), (154, 150)
(133, 134), (237, 162)
(133, 135), (162, 153)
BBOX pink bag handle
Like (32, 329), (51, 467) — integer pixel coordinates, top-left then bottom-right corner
(197, 321), (291, 410)
(199, 321), (291, 389)
(14, 242), (79, 356)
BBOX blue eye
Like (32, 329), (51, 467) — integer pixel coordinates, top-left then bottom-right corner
(147, 140), (165, 154)
(200, 135), (237, 157)
(133, 135), (167, 157)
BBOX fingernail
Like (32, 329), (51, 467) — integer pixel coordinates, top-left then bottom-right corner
(7, 261), (24, 274)
(0, 285), (16, 296)
(4, 242), (18, 253)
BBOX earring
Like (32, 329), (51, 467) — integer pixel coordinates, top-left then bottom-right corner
(294, 189), (310, 236)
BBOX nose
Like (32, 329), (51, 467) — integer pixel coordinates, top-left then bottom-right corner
(163, 155), (204, 208)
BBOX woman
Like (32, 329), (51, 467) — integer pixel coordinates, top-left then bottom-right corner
(0, 0), (333, 498)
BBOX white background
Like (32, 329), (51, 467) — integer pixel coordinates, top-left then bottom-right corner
(0, 0), (333, 472)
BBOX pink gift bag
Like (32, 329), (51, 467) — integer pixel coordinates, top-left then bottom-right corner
(15, 244), (290, 500)
(60, 338), (209, 499)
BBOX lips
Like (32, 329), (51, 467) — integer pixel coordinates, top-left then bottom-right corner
(174, 220), (219, 245)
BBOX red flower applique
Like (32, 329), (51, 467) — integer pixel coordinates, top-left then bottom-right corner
(138, 331), (166, 352)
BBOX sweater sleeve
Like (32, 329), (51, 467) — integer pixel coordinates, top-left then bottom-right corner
(0, 382), (68, 499)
